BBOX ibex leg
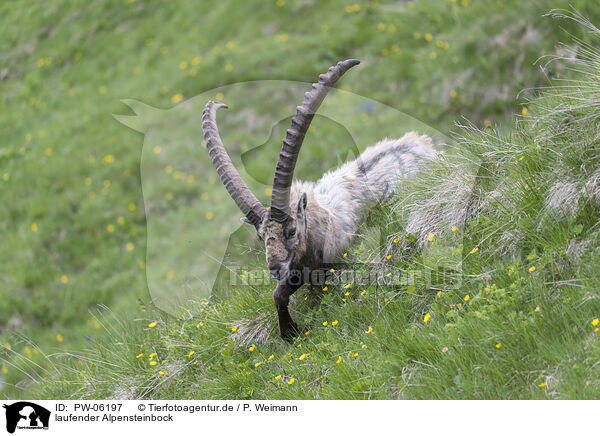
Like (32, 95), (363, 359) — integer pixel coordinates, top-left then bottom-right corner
(273, 281), (302, 340)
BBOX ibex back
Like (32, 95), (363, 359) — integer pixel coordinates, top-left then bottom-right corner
(202, 59), (437, 340)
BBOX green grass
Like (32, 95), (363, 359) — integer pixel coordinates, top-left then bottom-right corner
(1, 0), (600, 399)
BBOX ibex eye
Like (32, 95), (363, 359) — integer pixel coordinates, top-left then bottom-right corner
(288, 227), (296, 237)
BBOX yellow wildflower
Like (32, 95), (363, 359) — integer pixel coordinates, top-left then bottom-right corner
(299, 354), (306, 361)
(428, 233), (435, 242)
(249, 344), (255, 351)
(343, 252), (347, 258)
(126, 242), (134, 251)
(268, 355), (274, 361)
(538, 382), (546, 387)
(255, 362), (262, 367)
(464, 295), (470, 302)
(386, 255), (391, 260)
(451, 226), (458, 232)
(425, 33), (433, 41)
(56, 334), (63, 343)
(275, 375), (281, 380)
(187, 350), (195, 357)
(148, 322), (158, 328)
(231, 326), (237, 332)
(394, 238), (400, 243)
(31, 223), (38, 232)
(495, 343), (501, 348)
(322, 321), (328, 326)
(329, 268), (335, 273)
(128, 202), (136, 211)
(450, 89), (457, 98)
(287, 378), (295, 385)
(366, 326), (373, 334)
(529, 266), (536, 273)
(442, 347), (448, 353)
(322, 286), (328, 291)
(353, 352), (358, 357)
(136, 353), (143, 358)
(196, 322), (203, 328)
(592, 318), (599, 327)
(424, 313), (431, 323)
(522, 107), (528, 116)
(470, 247), (479, 254)
(336, 356), (342, 364)
(332, 320), (338, 326)
(171, 93), (183, 104)
(344, 283), (351, 289)
(149, 361), (157, 366)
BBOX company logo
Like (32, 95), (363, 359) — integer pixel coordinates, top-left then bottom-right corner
(2, 402), (50, 433)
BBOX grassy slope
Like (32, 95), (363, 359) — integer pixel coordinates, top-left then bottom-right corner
(1, 0), (600, 399)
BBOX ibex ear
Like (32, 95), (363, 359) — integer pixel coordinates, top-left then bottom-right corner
(297, 192), (308, 220)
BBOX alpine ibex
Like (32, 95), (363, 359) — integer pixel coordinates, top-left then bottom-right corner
(202, 59), (437, 339)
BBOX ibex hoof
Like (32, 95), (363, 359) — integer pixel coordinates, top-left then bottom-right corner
(280, 320), (299, 342)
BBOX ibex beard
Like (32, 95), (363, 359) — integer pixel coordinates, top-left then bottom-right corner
(202, 59), (438, 340)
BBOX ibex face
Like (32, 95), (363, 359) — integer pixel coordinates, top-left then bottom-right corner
(259, 193), (307, 280)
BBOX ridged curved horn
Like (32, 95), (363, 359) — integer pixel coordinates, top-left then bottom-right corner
(202, 101), (267, 230)
(269, 59), (360, 222)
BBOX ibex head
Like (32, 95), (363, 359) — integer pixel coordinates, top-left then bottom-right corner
(202, 59), (360, 281)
